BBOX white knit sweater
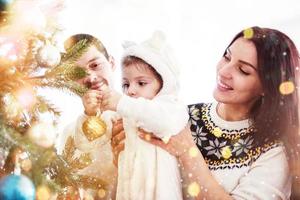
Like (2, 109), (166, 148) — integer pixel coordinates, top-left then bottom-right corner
(188, 102), (291, 200)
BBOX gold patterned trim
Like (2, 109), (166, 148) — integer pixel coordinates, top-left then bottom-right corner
(201, 104), (256, 140)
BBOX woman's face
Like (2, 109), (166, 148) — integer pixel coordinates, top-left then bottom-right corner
(213, 37), (263, 108)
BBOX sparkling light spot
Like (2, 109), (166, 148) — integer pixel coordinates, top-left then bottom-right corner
(2, 93), (22, 119)
(243, 28), (254, 39)
(162, 136), (170, 144)
(212, 127), (222, 137)
(36, 185), (51, 200)
(98, 189), (106, 198)
(0, 43), (14, 56)
(145, 134), (151, 141)
(15, 87), (36, 110)
(188, 182), (200, 197)
(189, 147), (199, 157)
(28, 122), (56, 148)
(279, 81), (295, 95)
(221, 146), (232, 159)
(84, 193), (94, 200)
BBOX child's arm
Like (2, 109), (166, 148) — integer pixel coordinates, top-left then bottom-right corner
(100, 87), (188, 139)
(117, 95), (189, 139)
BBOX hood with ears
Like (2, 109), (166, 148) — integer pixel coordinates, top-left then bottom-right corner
(121, 31), (181, 96)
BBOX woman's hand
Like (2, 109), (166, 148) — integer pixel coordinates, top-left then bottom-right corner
(139, 126), (232, 200)
(111, 119), (125, 167)
(138, 125), (196, 159)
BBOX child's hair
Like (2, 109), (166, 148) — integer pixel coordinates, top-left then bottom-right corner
(122, 56), (163, 88)
(64, 34), (109, 60)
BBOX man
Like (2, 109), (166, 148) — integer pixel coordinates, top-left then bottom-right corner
(58, 34), (117, 199)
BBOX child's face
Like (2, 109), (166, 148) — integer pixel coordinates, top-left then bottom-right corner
(122, 64), (162, 99)
(76, 45), (115, 89)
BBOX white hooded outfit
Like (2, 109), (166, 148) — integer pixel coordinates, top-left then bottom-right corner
(114, 31), (189, 200)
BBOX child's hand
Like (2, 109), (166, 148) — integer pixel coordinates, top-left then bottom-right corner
(100, 85), (122, 111)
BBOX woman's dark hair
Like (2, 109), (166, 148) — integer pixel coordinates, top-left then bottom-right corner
(64, 33), (109, 60)
(226, 26), (300, 199)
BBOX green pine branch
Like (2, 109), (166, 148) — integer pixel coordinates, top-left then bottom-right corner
(0, 121), (107, 192)
(61, 39), (90, 63)
(45, 63), (88, 81)
(29, 78), (88, 97)
(0, 121), (61, 191)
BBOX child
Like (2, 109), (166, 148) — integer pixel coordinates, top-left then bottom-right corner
(100, 31), (189, 200)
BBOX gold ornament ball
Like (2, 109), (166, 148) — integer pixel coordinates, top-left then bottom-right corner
(82, 116), (107, 141)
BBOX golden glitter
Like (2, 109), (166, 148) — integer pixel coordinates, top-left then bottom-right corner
(36, 186), (51, 200)
(212, 127), (222, 138)
(145, 134), (151, 141)
(98, 189), (106, 198)
(279, 81), (295, 95)
(221, 146), (232, 159)
(189, 147), (199, 157)
(83, 193), (94, 200)
(187, 182), (200, 197)
(162, 136), (170, 144)
(243, 28), (254, 39)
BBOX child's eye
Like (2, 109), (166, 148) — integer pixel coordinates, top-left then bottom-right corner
(138, 82), (147, 86)
(122, 83), (129, 89)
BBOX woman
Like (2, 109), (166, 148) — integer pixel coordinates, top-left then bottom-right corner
(111, 27), (300, 199)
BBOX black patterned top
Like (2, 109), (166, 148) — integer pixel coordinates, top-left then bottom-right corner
(188, 102), (282, 170)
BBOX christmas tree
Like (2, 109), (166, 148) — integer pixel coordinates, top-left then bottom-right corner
(0, 0), (108, 199)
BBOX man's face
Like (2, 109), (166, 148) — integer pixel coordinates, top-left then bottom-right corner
(76, 45), (115, 90)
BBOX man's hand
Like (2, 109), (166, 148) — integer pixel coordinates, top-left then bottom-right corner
(82, 90), (102, 116)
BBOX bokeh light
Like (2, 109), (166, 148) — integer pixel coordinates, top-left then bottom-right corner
(279, 81), (295, 95)
(187, 182), (200, 197)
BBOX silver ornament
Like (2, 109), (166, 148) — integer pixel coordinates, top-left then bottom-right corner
(36, 44), (61, 68)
